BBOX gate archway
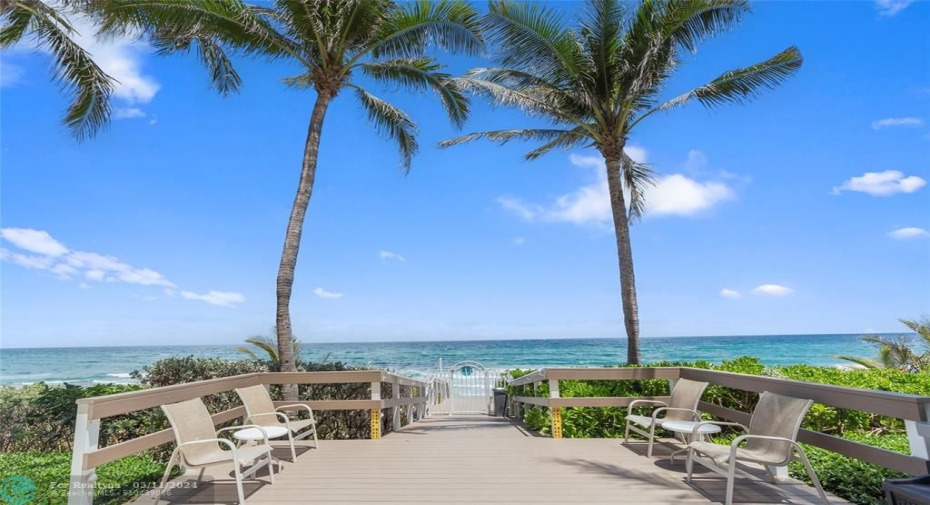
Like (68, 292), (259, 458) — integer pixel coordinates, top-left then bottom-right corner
(440, 361), (494, 415)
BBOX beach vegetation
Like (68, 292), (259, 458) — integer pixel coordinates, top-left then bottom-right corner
(441, 0), (802, 364)
(93, 0), (485, 395)
(0, 0), (116, 139)
(836, 318), (930, 373)
(510, 357), (929, 504)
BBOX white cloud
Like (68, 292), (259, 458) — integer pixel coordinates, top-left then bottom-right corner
(832, 170), (926, 196)
(379, 250), (406, 262)
(720, 288), (741, 299)
(684, 150), (708, 171)
(875, 0), (914, 16)
(888, 227), (929, 240)
(314, 287), (344, 299)
(6, 14), (159, 111)
(872, 117), (923, 130)
(113, 107), (146, 119)
(0, 228), (69, 256)
(498, 150), (734, 226)
(0, 58), (24, 87)
(645, 175), (734, 217)
(752, 284), (793, 296)
(512, 237), (526, 245)
(1, 228), (241, 306)
(180, 290), (245, 307)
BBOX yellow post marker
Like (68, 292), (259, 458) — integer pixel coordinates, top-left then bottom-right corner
(370, 409), (381, 440)
(551, 407), (563, 439)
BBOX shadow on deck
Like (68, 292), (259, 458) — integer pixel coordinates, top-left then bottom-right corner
(129, 415), (848, 504)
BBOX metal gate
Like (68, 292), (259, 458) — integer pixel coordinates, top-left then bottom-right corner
(433, 361), (500, 415)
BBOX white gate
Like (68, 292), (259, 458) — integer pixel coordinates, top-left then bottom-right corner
(432, 361), (502, 415)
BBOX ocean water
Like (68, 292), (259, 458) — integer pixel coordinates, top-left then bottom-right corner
(0, 334), (895, 387)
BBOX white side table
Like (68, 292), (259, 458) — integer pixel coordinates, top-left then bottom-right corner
(660, 420), (721, 463)
(233, 426), (290, 444)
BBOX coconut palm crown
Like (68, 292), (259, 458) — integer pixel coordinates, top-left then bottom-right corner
(1, 0), (115, 139)
(95, 0), (484, 392)
(837, 319), (930, 373)
(441, 0), (802, 364)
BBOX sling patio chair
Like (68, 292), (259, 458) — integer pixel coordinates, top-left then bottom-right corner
(235, 384), (320, 462)
(158, 398), (276, 505)
(624, 378), (709, 457)
(685, 391), (829, 505)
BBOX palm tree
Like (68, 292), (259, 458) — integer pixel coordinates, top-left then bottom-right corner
(1, 0), (115, 139)
(96, 0), (483, 397)
(440, 0), (802, 364)
(837, 319), (930, 373)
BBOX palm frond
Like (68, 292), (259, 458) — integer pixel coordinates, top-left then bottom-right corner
(440, 128), (579, 149)
(659, 0), (750, 53)
(578, 0), (624, 101)
(8, 0), (115, 140)
(360, 57), (469, 128)
(481, 0), (584, 87)
(651, 45), (802, 112)
(621, 148), (655, 220)
(451, 76), (577, 124)
(369, 0), (483, 60)
(524, 126), (592, 160)
(834, 355), (882, 369)
(352, 86), (418, 171)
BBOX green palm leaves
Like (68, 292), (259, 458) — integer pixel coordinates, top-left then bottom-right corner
(837, 319), (930, 373)
(1, 0), (115, 140)
(441, 0), (802, 364)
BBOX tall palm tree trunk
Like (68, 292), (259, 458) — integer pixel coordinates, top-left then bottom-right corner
(605, 154), (641, 364)
(276, 90), (334, 400)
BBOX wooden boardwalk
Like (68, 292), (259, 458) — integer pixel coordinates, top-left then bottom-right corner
(132, 415), (848, 504)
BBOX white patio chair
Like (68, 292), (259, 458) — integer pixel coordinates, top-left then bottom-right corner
(235, 384), (319, 462)
(624, 378), (709, 457)
(158, 398), (275, 505)
(685, 391), (829, 505)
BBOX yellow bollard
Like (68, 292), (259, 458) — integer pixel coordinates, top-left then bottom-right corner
(551, 407), (563, 439)
(370, 409), (381, 440)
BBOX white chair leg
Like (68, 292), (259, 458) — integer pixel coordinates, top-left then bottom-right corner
(725, 460), (737, 505)
(288, 431), (297, 462)
(153, 450), (178, 505)
(685, 448), (694, 483)
(646, 423), (656, 457)
(234, 464), (246, 504)
(311, 424), (319, 449)
(796, 449), (829, 504)
(624, 420), (630, 443)
(267, 451), (276, 484)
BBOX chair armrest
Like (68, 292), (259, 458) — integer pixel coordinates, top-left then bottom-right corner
(247, 411), (291, 426)
(729, 434), (800, 465)
(651, 407), (700, 421)
(691, 421), (747, 437)
(276, 403), (316, 421)
(628, 399), (667, 412)
(178, 437), (238, 453)
(217, 424), (271, 444)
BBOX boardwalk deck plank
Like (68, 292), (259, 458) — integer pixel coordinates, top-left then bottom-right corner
(129, 415), (849, 504)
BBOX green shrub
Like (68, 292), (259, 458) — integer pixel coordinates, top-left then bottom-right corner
(0, 451), (175, 505)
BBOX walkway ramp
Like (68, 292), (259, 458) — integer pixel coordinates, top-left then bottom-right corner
(132, 415), (848, 504)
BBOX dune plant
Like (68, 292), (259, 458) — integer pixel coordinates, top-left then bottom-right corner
(94, 0), (484, 397)
(441, 0), (802, 364)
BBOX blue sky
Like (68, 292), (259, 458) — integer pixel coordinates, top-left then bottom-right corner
(1, 1), (928, 348)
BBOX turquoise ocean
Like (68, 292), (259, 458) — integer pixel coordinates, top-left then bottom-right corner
(0, 334), (897, 388)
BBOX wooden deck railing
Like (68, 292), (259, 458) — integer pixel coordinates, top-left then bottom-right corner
(510, 367), (930, 476)
(68, 371), (431, 505)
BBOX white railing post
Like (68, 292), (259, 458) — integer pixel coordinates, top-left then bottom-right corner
(905, 401), (930, 460)
(392, 382), (401, 431)
(69, 402), (99, 505)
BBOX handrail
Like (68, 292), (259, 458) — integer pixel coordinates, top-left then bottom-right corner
(68, 370), (432, 505)
(508, 366), (930, 477)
